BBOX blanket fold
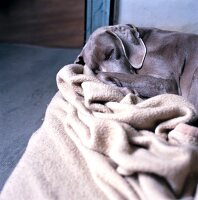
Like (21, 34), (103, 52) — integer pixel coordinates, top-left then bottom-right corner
(1, 64), (198, 200)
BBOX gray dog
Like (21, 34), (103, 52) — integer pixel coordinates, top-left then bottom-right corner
(75, 24), (198, 115)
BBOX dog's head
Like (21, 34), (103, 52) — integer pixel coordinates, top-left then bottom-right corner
(75, 24), (146, 74)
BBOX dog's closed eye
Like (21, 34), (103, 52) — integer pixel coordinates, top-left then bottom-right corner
(104, 49), (114, 60)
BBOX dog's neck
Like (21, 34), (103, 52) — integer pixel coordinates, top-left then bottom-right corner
(137, 27), (153, 42)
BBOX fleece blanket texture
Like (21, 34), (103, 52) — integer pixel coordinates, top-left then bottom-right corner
(1, 64), (198, 200)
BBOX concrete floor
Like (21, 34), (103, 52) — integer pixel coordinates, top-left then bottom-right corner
(0, 43), (80, 191)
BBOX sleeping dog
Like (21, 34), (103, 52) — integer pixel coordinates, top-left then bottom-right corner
(75, 24), (198, 115)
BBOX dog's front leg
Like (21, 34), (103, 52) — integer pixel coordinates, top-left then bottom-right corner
(96, 72), (179, 98)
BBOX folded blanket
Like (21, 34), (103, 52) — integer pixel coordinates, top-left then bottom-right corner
(1, 64), (198, 200)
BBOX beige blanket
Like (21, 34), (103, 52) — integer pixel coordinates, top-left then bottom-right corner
(1, 64), (198, 200)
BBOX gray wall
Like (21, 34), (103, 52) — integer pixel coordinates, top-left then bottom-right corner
(117, 0), (198, 34)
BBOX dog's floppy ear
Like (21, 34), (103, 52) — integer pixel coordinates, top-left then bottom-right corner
(74, 51), (85, 65)
(107, 25), (146, 69)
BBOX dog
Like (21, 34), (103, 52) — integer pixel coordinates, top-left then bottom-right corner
(75, 24), (198, 115)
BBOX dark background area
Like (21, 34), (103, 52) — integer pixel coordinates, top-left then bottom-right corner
(0, 0), (85, 47)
